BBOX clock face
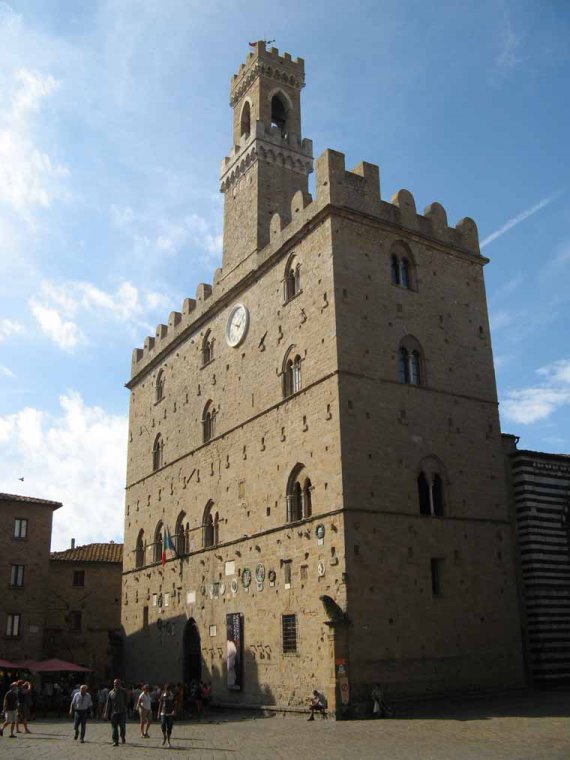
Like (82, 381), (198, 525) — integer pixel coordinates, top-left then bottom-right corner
(225, 303), (249, 347)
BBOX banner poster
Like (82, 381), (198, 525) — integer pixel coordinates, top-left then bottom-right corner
(226, 612), (243, 690)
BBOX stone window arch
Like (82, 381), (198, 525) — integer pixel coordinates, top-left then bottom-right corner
(202, 500), (219, 548)
(175, 511), (187, 555)
(390, 241), (416, 290)
(282, 347), (302, 398)
(152, 434), (164, 471)
(286, 464), (313, 522)
(201, 330), (214, 366)
(240, 100), (251, 137)
(270, 92), (289, 137)
(153, 521), (163, 563)
(417, 456), (447, 516)
(284, 254), (301, 301)
(398, 335), (425, 386)
(202, 400), (216, 443)
(155, 369), (165, 403)
(135, 529), (145, 569)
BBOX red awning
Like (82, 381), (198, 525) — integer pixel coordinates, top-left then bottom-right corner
(0, 658), (21, 669)
(14, 658), (92, 673)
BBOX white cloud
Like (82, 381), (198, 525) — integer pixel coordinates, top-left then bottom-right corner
(29, 278), (172, 349)
(0, 67), (69, 222)
(502, 358), (570, 424)
(495, 11), (522, 75)
(0, 390), (127, 550)
(0, 318), (25, 341)
(480, 193), (560, 249)
(29, 300), (86, 352)
(111, 204), (222, 263)
(0, 364), (15, 378)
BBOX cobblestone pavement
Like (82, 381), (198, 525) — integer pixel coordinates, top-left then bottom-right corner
(2, 691), (569, 760)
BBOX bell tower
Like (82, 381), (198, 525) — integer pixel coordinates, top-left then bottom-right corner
(220, 41), (313, 274)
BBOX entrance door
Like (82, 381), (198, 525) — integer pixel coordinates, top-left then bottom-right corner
(183, 617), (202, 683)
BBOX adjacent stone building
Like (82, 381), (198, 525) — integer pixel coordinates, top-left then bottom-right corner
(121, 41), (525, 712)
(503, 435), (570, 687)
(0, 493), (62, 662)
(46, 542), (123, 681)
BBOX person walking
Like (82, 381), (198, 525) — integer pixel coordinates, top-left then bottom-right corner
(16, 681), (32, 734)
(97, 685), (109, 719)
(69, 684), (93, 743)
(158, 683), (176, 748)
(0, 683), (19, 738)
(136, 684), (152, 738)
(105, 679), (128, 746)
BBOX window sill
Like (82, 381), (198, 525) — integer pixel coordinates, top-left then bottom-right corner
(200, 358), (215, 370)
(153, 398), (165, 407)
(283, 290), (303, 306)
(8, 585), (24, 590)
(390, 282), (416, 293)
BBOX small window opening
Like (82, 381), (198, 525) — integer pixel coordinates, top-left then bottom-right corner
(271, 94), (288, 137)
(240, 101), (251, 137)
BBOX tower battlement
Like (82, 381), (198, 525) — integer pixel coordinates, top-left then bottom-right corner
(130, 146), (480, 381)
(230, 40), (305, 107)
(220, 119), (313, 192)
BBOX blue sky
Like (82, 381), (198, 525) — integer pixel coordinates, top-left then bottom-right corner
(0, 0), (568, 550)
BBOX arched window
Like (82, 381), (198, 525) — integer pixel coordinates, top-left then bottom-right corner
(175, 511), (186, 555)
(240, 101), (251, 137)
(417, 457), (446, 516)
(202, 501), (219, 548)
(400, 258), (410, 289)
(286, 464), (313, 523)
(284, 256), (301, 301)
(202, 401), (216, 443)
(153, 522), (163, 563)
(283, 351), (302, 398)
(389, 242), (415, 290)
(391, 254), (400, 285)
(155, 369), (165, 403)
(152, 434), (164, 471)
(303, 478), (312, 518)
(201, 331), (214, 366)
(398, 337), (424, 387)
(271, 94), (288, 136)
(135, 530), (145, 569)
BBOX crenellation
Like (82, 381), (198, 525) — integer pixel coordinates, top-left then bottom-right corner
(391, 189), (417, 228)
(196, 283), (213, 302)
(156, 323), (168, 340)
(168, 311), (182, 328)
(424, 202), (448, 235)
(183, 297), (196, 315)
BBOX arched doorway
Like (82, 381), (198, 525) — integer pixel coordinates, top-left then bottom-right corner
(183, 617), (202, 684)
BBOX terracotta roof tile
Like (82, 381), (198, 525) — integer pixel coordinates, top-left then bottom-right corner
(50, 542), (123, 564)
(0, 492), (62, 509)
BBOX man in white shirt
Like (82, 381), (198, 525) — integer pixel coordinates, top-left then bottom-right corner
(69, 685), (93, 743)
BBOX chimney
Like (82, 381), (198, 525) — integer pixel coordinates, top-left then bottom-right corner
(71, 538), (75, 549)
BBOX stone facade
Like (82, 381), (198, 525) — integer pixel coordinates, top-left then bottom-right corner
(46, 543), (123, 682)
(121, 41), (525, 713)
(0, 493), (61, 662)
(503, 435), (570, 687)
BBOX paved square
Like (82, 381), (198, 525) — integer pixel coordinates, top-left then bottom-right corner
(3, 691), (569, 760)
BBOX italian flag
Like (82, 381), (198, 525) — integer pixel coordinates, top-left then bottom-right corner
(162, 525), (175, 567)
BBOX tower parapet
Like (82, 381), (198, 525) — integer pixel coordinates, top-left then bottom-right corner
(230, 41), (305, 111)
